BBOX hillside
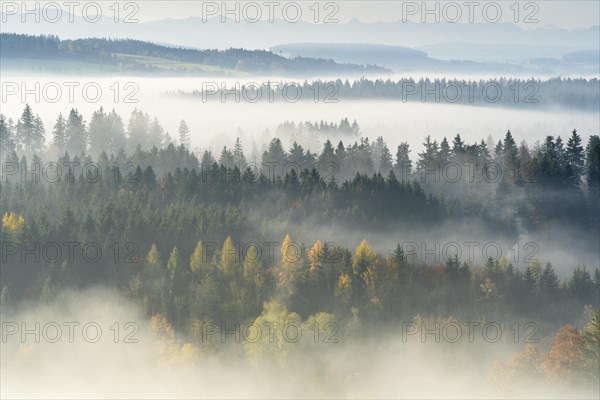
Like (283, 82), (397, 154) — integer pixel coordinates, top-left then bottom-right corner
(0, 33), (389, 76)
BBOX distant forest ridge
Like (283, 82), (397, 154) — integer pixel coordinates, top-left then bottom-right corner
(0, 33), (389, 75)
(176, 76), (600, 111)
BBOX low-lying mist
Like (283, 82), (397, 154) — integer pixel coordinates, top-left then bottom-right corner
(1, 288), (596, 399)
(252, 213), (600, 277)
(2, 75), (598, 158)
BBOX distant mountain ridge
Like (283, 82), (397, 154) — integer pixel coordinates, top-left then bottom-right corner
(3, 11), (597, 75)
(2, 11), (598, 52)
(271, 43), (428, 65)
(269, 42), (599, 75)
(0, 33), (389, 76)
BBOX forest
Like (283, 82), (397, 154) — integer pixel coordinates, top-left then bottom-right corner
(180, 77), (600, 110)
(0, 33), (387, 74)
(1, 104), (599, 394)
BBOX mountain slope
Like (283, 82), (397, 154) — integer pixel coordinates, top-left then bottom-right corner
(0, 33), (389, 76)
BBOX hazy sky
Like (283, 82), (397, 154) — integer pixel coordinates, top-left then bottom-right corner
(125, 0), (600, 28)
(10, 1), (600, 29)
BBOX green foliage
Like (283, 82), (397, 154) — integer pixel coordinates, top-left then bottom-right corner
(581, 308), (600, 382)
(244, 300), (301, 363)
(167, 246), (186, 297)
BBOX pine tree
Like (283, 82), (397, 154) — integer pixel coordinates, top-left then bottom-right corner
(32, 114), (45, 153)
(319, 139), (336, 167)
(585, 135), (600, 189)
(417, 135), (439, 172)
(494, 140), (503, 162)
(452, 134), (464, 156)
(539, 262), (560, 300)
(178, 120), (190, 148)
(16, 104), (35, 152)
(391, 244), (405, 267)
(503, 130), (519, 183)
(107, 109), (127, 155)
(523, 265), (536, 294)
(127, 109), (150, 151)
(395, 142), (412, 181)
(52, 113), (67, 148)
(65, 108), (87, 155)
(0, 114), (16, 155)
(148, 117), (164, 149)
(233, 137), (246, 169)
(478, 139), (490, 161)
(565, 129), (584, 187)
(350, 119), (360, 136)
(218, 146), (235, 169)
(88, 107), (108, 158)
(371, 136), (385, 171)
(517, 141), (531, 184)
(243, 245), (265, 309)
(379, 145), (393, 174)
(262, 138), (287, 178)
(538, 136), (563, 187)
(201, 150), (216, 166)
(288, 141), (306, 171)
(568, 266), (594, 303)
(439, 137), (451, 164)
(555, 136), (565, 162)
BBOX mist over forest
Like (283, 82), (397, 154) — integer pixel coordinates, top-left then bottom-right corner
(1, 2), (599, 399)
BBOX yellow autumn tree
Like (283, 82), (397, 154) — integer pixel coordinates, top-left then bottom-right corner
(487, 344), (543, 395)
(304, 312), (339, 345)
(352, 239), (376, 276)
(150, 313), (174, 340)
(498, 255), (509, 271)
(278, 234), (304, 297)
(220, 236), (240, 278)
(334, 273), (352, 306)
(362, 257), (386, 310)
(151, 314), (201, 366)
(281, 234), (301, 264)
(190, 240), (206, 274)
(146, 244), (162, 267)
(307, 240), (324, 272)
(2, 212), (25, 240)
(244, 299), (302, 365)
(541, 325), (586, 385)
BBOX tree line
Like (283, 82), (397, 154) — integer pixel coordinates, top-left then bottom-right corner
(181, 77), (600, 110)
(2, 104), (598, 235)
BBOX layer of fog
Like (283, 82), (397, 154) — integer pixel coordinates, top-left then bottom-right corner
(2, 76), (598, 159)
(1, 288), (596, 399)
(259, 214), (600, 278)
